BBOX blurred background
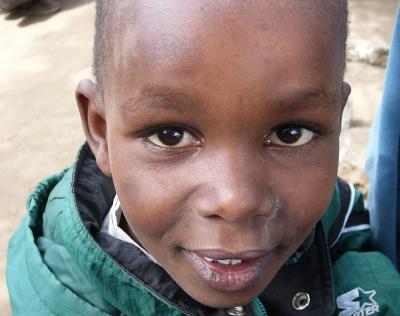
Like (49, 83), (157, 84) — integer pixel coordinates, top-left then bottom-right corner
(0, 0), (398, 314)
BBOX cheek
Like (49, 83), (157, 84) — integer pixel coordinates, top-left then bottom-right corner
(287, 165), (336, 220)
(113, 167), (178, 239)
(108, 143), (194, 245)
(271, 144), (338, 247)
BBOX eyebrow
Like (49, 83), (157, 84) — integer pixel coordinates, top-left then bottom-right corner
(276, 88), (339, 112)
(119, 86), (200, 115)
(119, 85), (339, 115)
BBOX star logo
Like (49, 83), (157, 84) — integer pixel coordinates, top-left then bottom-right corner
(357, 288), (377, 309)
(337, 287), (380, 316)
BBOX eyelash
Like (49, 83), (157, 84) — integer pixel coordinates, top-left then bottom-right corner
(141, 122), (323, 151)
(264, 122), (323, 148)
(141, 125), (202, 151)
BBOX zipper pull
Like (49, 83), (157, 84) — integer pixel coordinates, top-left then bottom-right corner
(226, 306), (245, 316)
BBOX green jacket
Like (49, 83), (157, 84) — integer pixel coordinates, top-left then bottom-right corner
(7, 145), (400, 316)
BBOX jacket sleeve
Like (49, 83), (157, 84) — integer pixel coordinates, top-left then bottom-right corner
(7, 170), (114, 316)
(328, 180), (400, 315)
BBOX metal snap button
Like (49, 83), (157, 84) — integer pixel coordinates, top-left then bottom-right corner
(292, 292), (310, 310)
(227, 306), (245, 316)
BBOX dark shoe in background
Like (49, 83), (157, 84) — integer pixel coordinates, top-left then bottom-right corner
(0, 0), (32, 11)
(0, 0), (61, 16)
(18, 0), (61, 16)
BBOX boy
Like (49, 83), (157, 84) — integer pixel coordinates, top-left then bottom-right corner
(7, 0), (400, 315)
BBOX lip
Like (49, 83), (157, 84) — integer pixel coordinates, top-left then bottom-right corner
(184, 249), (272, 292)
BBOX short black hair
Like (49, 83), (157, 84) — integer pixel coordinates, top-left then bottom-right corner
(94, 0), (107, 91)
(93, 0), (349, 91)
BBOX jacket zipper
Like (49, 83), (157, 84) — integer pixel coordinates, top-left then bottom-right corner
(250, 298), (268, 316)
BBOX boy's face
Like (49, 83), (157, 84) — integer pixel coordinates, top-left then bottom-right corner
(78, 0), (350, 308)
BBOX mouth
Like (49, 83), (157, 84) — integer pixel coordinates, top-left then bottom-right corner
(184, 249), (272, 292)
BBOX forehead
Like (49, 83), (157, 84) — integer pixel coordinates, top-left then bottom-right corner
(104, 0), (346, 105)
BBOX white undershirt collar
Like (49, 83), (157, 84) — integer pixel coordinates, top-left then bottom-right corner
(101, 195), (159, 264)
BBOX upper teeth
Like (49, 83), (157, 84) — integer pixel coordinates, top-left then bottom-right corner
(204, 257), (243, 265)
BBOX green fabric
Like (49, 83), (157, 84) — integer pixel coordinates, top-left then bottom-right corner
(6, 158), (400, 316)
(328, 188), (400, 315)
(333, 252), (400, 315)
(331, 188), (371, 257)
(251, 299), (268, 316)
(321, 182), (341, 239)
(7, 171), (112, 315)
(7, 167), (188, 316)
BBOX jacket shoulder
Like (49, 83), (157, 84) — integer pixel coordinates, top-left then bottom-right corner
(333, 251), (400, 316)
(325, 180), (400, 315)
(322, 178), (371, 259)
(7, 168), (113, 316)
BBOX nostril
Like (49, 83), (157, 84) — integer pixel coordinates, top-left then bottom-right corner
(193, 185), (279, 222)
(190, 166), (277, 221)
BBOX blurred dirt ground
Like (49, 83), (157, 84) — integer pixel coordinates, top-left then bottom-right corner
(0, 0), (398, 314)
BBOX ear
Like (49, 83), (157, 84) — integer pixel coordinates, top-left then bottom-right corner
(341, 81), (351, 109)
(76, 79), (111, 176)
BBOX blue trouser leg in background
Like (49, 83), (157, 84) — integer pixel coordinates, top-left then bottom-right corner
(366, 6), (400, 269)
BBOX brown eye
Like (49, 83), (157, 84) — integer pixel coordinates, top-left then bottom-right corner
(147, 127), (198, 148)
(266, 126), (314, 147)
(276, 127), (303, 144)
(158, 127), (184, 146)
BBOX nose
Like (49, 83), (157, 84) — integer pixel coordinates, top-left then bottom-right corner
(194, 151), (276, 222)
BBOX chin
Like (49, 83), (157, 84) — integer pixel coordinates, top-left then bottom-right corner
(194, 293), (254, 309)
(181, 280), (266, 309)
